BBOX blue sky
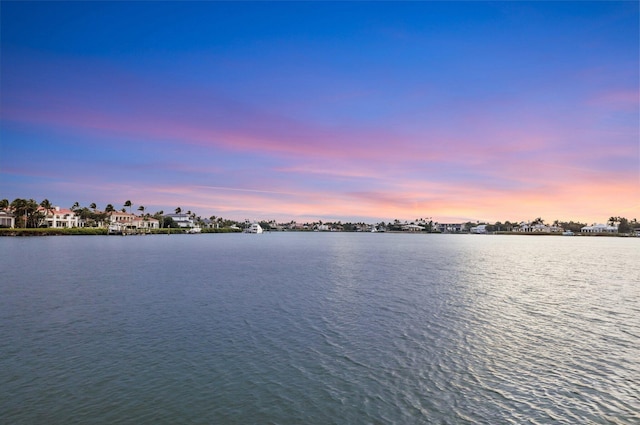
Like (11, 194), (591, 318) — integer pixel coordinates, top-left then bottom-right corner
(1, 1), (638, 223)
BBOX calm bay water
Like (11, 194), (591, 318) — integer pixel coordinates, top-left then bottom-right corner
(1, 233), (639, 424)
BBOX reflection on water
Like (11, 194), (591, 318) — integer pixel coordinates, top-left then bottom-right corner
(1, 234), (638, 424)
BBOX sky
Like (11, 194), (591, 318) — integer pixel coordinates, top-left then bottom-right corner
(1, 1), (638, 224)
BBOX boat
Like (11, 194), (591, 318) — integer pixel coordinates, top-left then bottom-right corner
(187, 226), (202, 234)
(245, 223), (263, 234)
(562, 230), (574, 236)
(107, 224), (123, 235)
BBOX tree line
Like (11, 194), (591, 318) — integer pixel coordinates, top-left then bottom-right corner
(0, 198), (240, 229)
(2, 197), (638, 233)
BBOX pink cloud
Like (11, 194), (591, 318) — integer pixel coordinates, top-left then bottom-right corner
(587, 89), (639, 111)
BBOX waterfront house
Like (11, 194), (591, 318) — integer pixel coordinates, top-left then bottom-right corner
(402, 224), (425, 232)
(581, 223), (618, 234)
(108, 211), (138, 233)
(166, 213), (195, 228)
(42, 206), (80, 228)
(515, 222), (562, 233)
(0, 211), (15, 228)
(132, 217), (159, 230)
(470, 224), (488, 234)
(437, 223), (464, 233)
(200, 218), (215, 229)
(109, 211), (137, 224)
(108, 212), (159, 232)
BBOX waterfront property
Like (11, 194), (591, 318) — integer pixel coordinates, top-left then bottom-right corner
(132, 216), (159, 230)
(515, 222), (563, 233)
(166, 213), (196, 229)
(42, 206), (80, 228)
(581, 223), (618, 233)
(437, 223), (464, 233)
(470, 224), (488, 234)
(402, 224), (425, 232)
(0, 211), (15, 228)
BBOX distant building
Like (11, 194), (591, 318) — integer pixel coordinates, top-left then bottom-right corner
(109, 211), (137, 224)
(581, 224), (617, 233)
(0, 211), (15, 228)
(132, 217), (159, 230)
(515, 222), (562, 233)
(166, 213), (195, 228)
(470, 224), (488, 234)
(41, 206), (79, 228)
(437, 223), (464, 233)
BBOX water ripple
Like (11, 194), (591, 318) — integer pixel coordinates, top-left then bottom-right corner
(1, 234), (639, 424)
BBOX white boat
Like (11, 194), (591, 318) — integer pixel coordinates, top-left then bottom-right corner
(245, 223), (263, 234)
(187, 226), (202, 234)
(107, 223), (123, 235)
(562, 230), (574, 236)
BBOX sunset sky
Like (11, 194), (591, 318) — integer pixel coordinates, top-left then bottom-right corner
(1, 2), (638, 224)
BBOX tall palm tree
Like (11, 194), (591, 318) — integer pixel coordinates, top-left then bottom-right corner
(12, 198), (41, 228)
(90, 203), (97, 211)
(72, 201), (80, 212)
(124, 200), (132, 214)
(175, 207), (182, 215)
(40, 199), (54, 227)
(138, 205), (145, 216)
(105, 204), (115, 213)
(11, 198), (27, 228)
(155, 210), (164, 228)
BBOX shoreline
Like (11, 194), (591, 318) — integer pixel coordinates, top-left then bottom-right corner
(0, 228), (635, 237)
(0, 228), (241, 236)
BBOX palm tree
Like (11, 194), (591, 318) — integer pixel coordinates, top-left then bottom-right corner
(11, 198), (27, 228)
(155, 210), (164, 228)
(0, 199), (9, 211)
(175, 207), (182, 215)
(124, 200), (132, 214)
(138, 205), (145, 216)
(72, 201), (80, 212)
(105, 204), (115, 213)
(90, 203), (97, 211)
(40, 199), (54, 227)
(12, 198), (41, 228)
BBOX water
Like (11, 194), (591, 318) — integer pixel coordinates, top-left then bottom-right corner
(1, 233), (639, 424)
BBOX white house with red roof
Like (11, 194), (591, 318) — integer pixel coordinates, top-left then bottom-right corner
(109, 211), (137, 224)
(108, 211), (159, 232)
(41, 206), (80, 228)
